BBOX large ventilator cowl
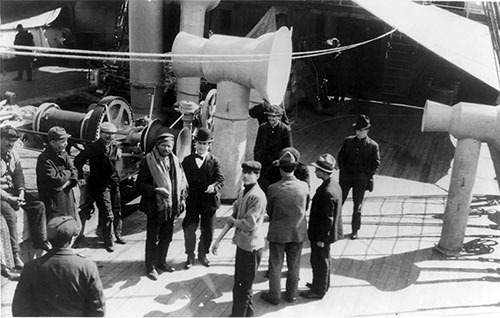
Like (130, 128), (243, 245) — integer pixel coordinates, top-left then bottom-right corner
(172, 27), (293, 106)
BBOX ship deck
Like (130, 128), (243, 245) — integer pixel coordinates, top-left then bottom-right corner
(1, 69), (500, 317)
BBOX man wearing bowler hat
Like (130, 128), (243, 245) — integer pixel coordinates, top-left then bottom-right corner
(301, 153), (343, 300)
(12, 216), (105, 317)
(136, 133), (188, 280)
(337, 114), (380, 240)
(261, 151), (309, 305)
(36, 126), (79, 221)
(182, 127), (224, 269)
(75, 122), (125, 252)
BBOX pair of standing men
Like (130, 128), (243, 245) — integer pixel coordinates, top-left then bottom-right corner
(137, 127), (224, 280)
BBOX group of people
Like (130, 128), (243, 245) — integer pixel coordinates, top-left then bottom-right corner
(1, 99), (380, 316)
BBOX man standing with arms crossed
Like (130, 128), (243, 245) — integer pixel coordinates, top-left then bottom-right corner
(301, 153), (343, 299)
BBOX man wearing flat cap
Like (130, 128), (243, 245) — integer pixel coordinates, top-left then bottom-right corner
(36, 126), (79, 221)
(1, 126), (51, 263)
(301, 153), (343, 300)
(337, 114), (380, 240)
(212, 161), (267, 317)
(261, 151), (309, 305)
(75, 122), (125, 252)
(12, 216), (105, 317)
(182, 127), (224, 269)
(253, 104), (293, 184)
(137, 132), (188, 280)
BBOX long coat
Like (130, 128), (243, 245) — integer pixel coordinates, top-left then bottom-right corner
(136, 153), (187, 223)
(36, 147), (78, 219)
(266, 174), (309, 243)
(74, 139), (120, 192)
(308, 175), (343, 244)
(182, 152), (224, 213)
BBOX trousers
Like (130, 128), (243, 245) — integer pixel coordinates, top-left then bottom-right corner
(310, 242), (331, 295)
(145, 214), (174, 271)
(231, 247), (262, 317)
(268, 241), (303, 301)
(182, 209), (215, 257)
(339, 170), (370, 232)
(92, 183), (122, 246)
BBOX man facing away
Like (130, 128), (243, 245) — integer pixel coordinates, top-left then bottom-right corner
(212, 161), (267, 317)
(74, 122), (126, 252)
(1, 126), (50, 260)
(182, 127), (224, 269)
(261, 151), (309, 305)
(36, 126), (79, 221)
(337, 114), (380, 240)
(301, 153), (343, 300)
(12, 216), (105, 317)
(136, 133), (188, 280)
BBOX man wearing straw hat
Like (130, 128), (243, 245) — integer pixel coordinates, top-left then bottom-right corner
(75, 122), (126, 252)
(301, 153), (343, 300)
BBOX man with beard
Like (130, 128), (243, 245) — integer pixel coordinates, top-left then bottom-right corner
(136, 133), (187, 280)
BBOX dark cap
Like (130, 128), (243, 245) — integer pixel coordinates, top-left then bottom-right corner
(16, 24), (23, 31)
(47, 126), (71, 141)
(0, 125), (21, 139)
(47, 216), (80, 244)
(277, 151), (298, 168)
(311, 153), (336, 173)
(352, 114), (371, 130)
(241, 160), (261, 172)
(265, 104), (284, 116)
(156, 132), (175, 143)
(195, 127), (213, 142)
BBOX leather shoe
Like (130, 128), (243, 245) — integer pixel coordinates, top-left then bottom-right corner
(351, 232), (358, 240)
(115, 237), (126, 245)
(285, 293), (296, 303)
(185, 257), (194, 269)
(198, 255), (210, 267)
(105, 245), (114, 252)
(41, 241), (52, 252)
(300, 290), (324, 299)
(260, 292), (279, 305)
(157, 263), (175, 273)
(147, 269), (159, 281)
(305, 282), (314, 289)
